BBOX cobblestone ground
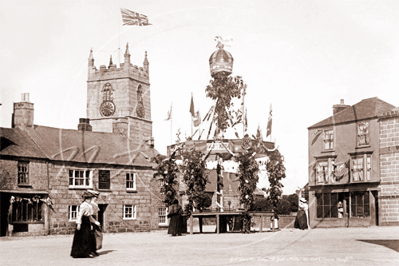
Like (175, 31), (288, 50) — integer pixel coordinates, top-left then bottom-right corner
(1, 226), (398, 266)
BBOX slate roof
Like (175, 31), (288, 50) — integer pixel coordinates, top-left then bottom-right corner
(1, 125), (159, 167)
(308, 97), (396, 129)
(0, 127), (46, 159)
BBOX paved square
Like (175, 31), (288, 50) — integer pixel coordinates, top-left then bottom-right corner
(1, 226), (398, 266)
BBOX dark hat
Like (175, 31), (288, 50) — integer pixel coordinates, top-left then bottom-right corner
(82, 191), (94, 199)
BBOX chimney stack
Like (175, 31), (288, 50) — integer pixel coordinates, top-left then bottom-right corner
(12, 93), (34, 129)
(78, 118), (92, 131)
(333, 99), (350, 115)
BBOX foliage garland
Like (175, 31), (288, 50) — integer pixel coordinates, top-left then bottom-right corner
(235, 151), (259, 233)
(266, 150), (286, 218)
(180, 150), (211, 214)
(152, 153), (180, 207)
(205, 75), (246, 132)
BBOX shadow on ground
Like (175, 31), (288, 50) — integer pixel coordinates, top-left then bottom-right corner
(357, 240), (399, 252)
(98, 250), (116, 255)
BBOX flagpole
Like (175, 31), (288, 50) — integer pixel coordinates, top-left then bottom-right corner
(270, 104), (272, 142)
(191, 92), (193, 136)
(119, 16), (122, 67)
(171, 102), (173, 145)
(242, 89), (245, 136)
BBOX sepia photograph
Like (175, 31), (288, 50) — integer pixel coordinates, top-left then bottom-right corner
(1, 0), (398, 265)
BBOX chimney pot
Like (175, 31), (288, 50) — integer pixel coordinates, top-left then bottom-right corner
(340, 99), (344, 104)
(22, 93), (30, 102)
(78, 118), (92, 131)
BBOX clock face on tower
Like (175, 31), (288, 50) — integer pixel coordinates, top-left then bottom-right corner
(100, 101), (116, 117)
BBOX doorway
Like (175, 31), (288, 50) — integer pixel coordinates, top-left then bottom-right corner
(0, 193), (10, 236)
(372, 191), (379, 226)
(98, 204), (107, 231)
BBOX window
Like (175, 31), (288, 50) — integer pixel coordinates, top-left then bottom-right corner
(126, 173), (136, 190)
(69, 170), (92, 188)
(68, 205), (80, 221)
(357, 122), (369, 146)
(351, 154), (371, 182)
(18, 161), (29, 185)
(158, 207), (168, 225)
(99, 170), (110, 190)
(315, 158), (335, 184)
(316, 193), (339, 218)
(350, 191), (370, 218)
(123, 205), (136, 220)
(324, 129), (334, 150)
(12, 198), (43, 223)
(102, 83), (113, 101)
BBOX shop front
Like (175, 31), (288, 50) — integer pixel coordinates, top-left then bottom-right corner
(309, 184), (379, 228)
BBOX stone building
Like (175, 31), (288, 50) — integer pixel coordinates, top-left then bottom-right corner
(87, 44), (152, 145)
(307, 97), (397, 228)
(378, 107), (399, 226)
(0, 46), (167, 237)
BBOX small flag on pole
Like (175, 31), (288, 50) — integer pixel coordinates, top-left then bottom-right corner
(193, 111), (201, 127)
(243, 107), (248, 131)
(189, 94), (195, 117)
(266, 104), (272, 137)
(165, 103), (172, 121)
(311, 129), (323, 145)
(121, 8), (151, 26)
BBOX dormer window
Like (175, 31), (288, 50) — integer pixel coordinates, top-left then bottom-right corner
(357, 122), (369, 147)
(324, 129), (334, 150)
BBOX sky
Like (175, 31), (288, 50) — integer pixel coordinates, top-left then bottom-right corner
(1, 0), (399, 194)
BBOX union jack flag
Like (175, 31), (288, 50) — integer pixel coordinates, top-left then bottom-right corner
(120, 8), (151, 26)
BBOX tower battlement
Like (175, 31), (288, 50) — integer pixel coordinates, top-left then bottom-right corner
(86, 43), (152, 146)
(87, 43), (149, 83)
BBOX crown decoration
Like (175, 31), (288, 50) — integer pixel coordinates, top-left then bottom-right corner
(209, 36), (234, 77)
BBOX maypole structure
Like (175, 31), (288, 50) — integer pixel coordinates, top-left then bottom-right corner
(154, 36), (285, 234)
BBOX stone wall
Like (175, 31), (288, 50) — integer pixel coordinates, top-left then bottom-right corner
(0, 158), (48, 191)
(379, 114), (399, 226)
(48, 163), (161, 235)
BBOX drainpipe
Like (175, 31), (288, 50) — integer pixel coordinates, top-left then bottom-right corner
(46, 161), (50, 235)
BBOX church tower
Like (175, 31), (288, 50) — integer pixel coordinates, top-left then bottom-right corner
(86, 44), (152, 145)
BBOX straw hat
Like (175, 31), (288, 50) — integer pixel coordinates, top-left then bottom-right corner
(87, 189), (99, 198)
(300, 198), (307, 203)
(82, 191), (94, 199)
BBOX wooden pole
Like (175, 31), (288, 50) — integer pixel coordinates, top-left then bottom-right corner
(190, 214), (193, 235)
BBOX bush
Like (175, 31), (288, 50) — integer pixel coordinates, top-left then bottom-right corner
(275, 199), (292, 215)
(250, 198), (272, 212)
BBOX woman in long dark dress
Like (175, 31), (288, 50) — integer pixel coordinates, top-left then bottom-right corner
(167, 199), (183, 236)
(71, 192), (95, 258)
(87, 190), (102, 256)
(294, 198), (309, 230)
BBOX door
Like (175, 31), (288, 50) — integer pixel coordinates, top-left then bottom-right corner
(98, 204), (107, 231)
(0, 193), (10, 236)
(372, 191), (379, 226)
